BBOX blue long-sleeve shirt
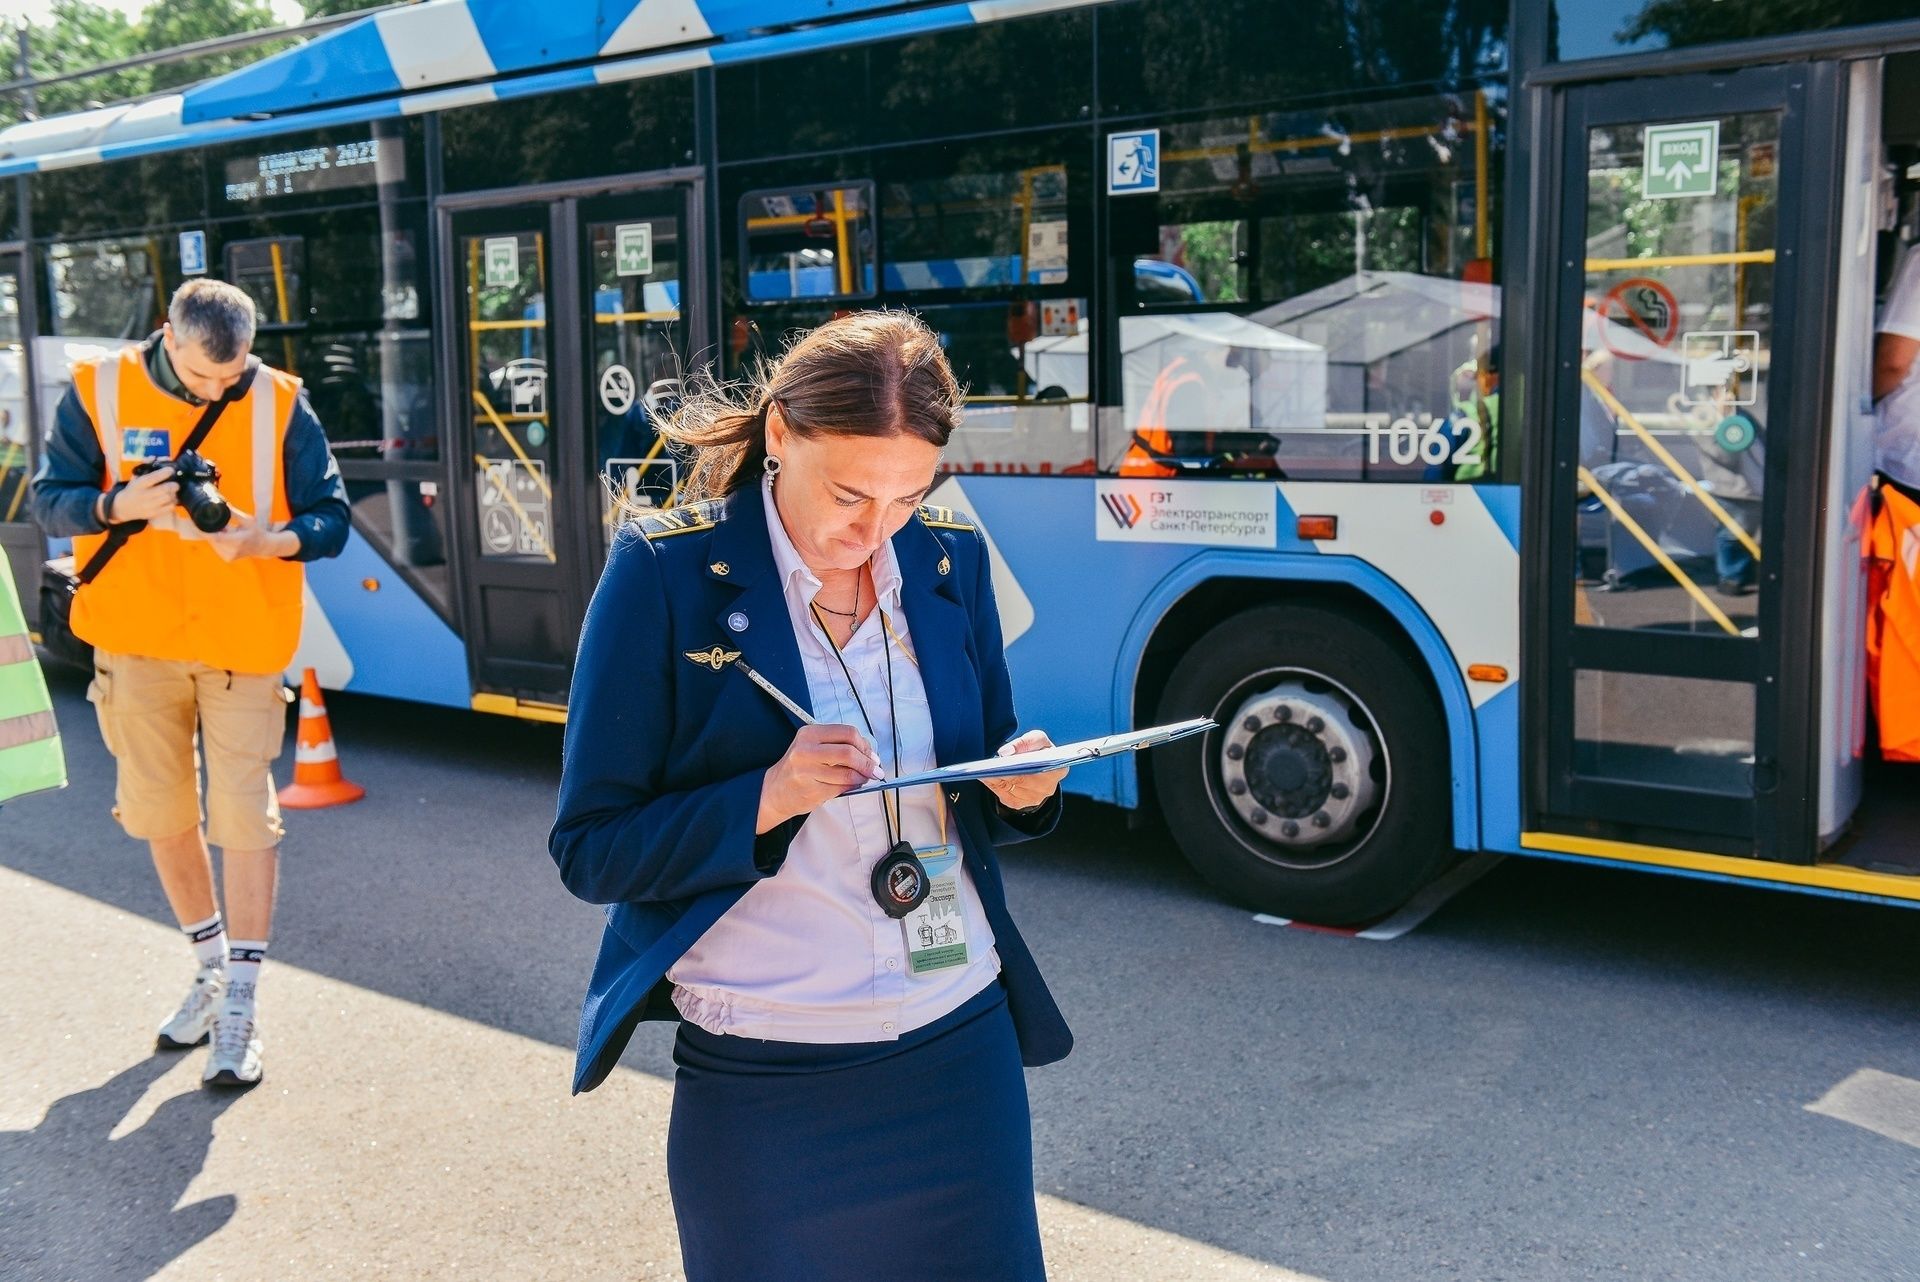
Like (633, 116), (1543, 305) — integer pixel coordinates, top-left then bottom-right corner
(30, 336), (350, 562)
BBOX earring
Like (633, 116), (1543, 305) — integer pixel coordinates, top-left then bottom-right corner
(763, 455), (782, 477)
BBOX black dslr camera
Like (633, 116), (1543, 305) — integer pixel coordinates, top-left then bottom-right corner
(131, 448), (232, 533)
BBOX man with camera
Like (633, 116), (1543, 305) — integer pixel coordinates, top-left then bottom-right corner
(31, 279), (348, 1089)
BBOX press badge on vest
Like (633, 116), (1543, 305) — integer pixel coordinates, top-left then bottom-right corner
(903, 844), (968, 974)
(121, 428), (171, 479)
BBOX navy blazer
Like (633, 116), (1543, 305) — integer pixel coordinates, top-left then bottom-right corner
(549, 484), (1074, 1094)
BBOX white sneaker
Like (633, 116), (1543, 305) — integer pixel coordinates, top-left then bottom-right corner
(203, 1011), (263, 1088)
(156, 966), (226, 1050)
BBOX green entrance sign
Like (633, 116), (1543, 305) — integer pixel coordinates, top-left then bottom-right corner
(615, 223), (653, 277)
(1642, 121), (1720, 200)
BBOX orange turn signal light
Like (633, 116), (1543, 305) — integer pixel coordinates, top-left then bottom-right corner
(1467, 664), (1509, 683)
(361, 578), (381, 592)
(1296, 515), (1338, 541)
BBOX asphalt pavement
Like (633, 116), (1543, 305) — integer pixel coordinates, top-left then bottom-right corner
(3, 667), (1917, 1281)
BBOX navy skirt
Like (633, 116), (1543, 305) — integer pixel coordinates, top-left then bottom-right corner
(667, 981), (1046, 1282)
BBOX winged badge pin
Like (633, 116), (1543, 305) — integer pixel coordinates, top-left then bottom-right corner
(683, 645), (743, 671)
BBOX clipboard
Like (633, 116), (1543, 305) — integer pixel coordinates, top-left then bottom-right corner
(844, 717), (1216, 796)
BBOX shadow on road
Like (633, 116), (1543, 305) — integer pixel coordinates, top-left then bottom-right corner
(0, 1054), (240, 1281)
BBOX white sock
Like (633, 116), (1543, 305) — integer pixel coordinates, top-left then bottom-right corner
(182, 913), (227, 973)
(225, 940), (268, 1016)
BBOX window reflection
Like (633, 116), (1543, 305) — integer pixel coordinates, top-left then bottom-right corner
(47, 238), (164, 339)
(1113, 90), (1504, 481)
(743, 184), (877, 303)
(1551, 0), (1914, 62)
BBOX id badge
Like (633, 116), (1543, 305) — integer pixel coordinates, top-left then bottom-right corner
(902, 844), (968, 974)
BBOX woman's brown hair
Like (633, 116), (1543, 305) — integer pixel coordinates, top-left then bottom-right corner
(661, 310), (964, 502)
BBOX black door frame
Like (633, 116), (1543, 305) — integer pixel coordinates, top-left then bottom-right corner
(434, 167), (708, 704)
(1523, 62), (1845, 862)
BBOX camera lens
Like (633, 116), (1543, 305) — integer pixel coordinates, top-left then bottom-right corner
(172, 450), (231, 533)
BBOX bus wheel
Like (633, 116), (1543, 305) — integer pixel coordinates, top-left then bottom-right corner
(1153, 603), (1452, 925)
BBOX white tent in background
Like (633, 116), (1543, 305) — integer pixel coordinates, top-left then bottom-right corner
(1023, 311), (1327, 432)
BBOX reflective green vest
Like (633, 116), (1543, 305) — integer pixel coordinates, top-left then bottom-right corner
(0, 546), (65, 804)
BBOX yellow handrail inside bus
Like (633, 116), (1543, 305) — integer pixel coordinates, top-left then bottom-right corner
(1585, 250), (1775, 272)
(1582, 369), (1762, 562)
(268, 238), (296, 372)
(594, 310), (679, 323)
(832, 187), (853, 297)
(471, 451), (556, 564)
(470, 390), (552, 501)
(1578, 464), (1741, 637)
(469, 319), (547, 331)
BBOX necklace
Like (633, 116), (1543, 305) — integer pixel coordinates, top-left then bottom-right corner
(813, 573), (864, 619)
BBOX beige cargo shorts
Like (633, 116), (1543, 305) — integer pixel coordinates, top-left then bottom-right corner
(87, 650), (292, 850)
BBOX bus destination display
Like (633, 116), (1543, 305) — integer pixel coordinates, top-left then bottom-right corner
(224, 138), (402, 202)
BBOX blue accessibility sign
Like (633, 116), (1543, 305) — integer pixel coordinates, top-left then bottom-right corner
(179, 229), (208, 276)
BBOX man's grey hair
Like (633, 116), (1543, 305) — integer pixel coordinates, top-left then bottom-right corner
(168, 279), (257, 364)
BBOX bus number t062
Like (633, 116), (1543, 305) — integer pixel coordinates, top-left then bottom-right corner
(1365, 413), (1484, 469)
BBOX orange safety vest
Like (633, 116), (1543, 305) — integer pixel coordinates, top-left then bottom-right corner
(69, 346), (305, 676)
(1867, 482), (1920, 761)
(1117, 357), (1204, 478)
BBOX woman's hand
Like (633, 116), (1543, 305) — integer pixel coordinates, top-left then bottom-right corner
(981, 729), (1067, 813)
(757, 723), (884, 833)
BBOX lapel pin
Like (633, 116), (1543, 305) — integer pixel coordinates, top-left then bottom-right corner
(937, 556), (951, 576)
(683, 645), (742, 671)
(710, 561), (730, 576)
(727, 611), (749, 633)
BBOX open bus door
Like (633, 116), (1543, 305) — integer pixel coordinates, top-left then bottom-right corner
(439, 174), (704, 714)
(1526, 64), (1844, 867)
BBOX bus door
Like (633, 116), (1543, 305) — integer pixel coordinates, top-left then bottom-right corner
(443, 179), (702, 708)
(1531, 65), (1841, 860)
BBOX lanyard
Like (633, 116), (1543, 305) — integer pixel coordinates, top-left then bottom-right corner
(808, 597), (947, 849)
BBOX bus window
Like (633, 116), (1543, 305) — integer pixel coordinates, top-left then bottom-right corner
(225, 236), (307, 330)
(921, 301), (1092, 477)
(46, 238), (166, 340)
(741, 184), (876, 304)
(1108, 89), (1504, 482)
(881, 163), (1071, 291)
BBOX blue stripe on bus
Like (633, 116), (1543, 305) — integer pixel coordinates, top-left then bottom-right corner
(305, 530), (470, 710)
(1475, 486), (1520, 552)
(1474, 681), (1521, 853)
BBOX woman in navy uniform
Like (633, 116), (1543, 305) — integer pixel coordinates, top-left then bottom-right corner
(550, 312), (1072, 1280)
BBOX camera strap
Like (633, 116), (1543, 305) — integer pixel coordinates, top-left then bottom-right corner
(77, 357), (261, 586)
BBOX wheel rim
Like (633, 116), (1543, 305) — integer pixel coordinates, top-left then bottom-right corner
(1205, 667), (1390, 872)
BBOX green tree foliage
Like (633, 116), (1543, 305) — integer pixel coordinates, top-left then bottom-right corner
(1620, 0), (1918, 47)
(4, 0), (392, 129)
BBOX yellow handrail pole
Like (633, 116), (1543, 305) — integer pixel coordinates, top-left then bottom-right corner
(1585, 250), (1774, 272)
(1582, 369), (1762, 561)
(832, 188), (853, 297)
(1474, 89), (1490, 260)
(470, 390), (553, 501)
(1578, 465), (1741, 637)
(471, 452), (556, 564)
(268, 239), (297, 372)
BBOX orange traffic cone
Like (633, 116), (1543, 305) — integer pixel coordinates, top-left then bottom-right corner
(278, 668), (365, 809)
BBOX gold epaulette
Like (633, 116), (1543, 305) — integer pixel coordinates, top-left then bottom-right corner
(917, 503), (975, 531)
(638, 500), (724, 539)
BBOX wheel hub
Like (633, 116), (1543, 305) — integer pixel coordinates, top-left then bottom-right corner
(1217, 681), (1379, 847)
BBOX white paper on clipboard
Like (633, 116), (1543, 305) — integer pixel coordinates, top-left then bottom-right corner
(844, 717), (1216, 796)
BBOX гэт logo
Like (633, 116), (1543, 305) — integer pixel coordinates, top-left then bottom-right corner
(1101, 492), (1144, 529)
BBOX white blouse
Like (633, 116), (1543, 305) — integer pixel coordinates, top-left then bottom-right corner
(665, 477), (1000, 1042)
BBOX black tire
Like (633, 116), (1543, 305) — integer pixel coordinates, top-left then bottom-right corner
(1153, 602), (1453, 924)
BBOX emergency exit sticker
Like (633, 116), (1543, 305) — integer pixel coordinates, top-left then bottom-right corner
(1642, 121), (1719, 200)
